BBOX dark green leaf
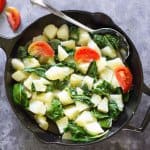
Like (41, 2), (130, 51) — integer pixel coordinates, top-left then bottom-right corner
(62, 46), (75, 56)
(92, 109), (110, 120)
(46, 99), (64, 121)
(17, 46), (28, 58)
(100, 118), (112, 128)
(82, 84), (92, 97)
(24, 67), (46, 78)
(123, 92), (130, 102)
(87, 61), (98, 78)
(13, 83), (29, 108)
(48, 39), (60, 51)
(93, 34), (120, 50)
(108, 100), (120, 120)
(56, 61), (76, 70)
(69, 26), (79, 41)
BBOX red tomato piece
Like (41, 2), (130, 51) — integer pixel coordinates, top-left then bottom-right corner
(0, 0), (6, 13)
(28, 41), (55, 57)
(74, 47), (100, 62)
(115, 66), (133, 93)
(5, 7), (21, 31)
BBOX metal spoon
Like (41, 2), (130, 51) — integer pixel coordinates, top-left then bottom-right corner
(31, 0), (129, 62)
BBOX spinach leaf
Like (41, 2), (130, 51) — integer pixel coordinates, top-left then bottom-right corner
(46, 99), (64, 121)
(82, 84), (92, 97)
(52, 79), (69, 90)
(48, 39), (60, 51)
(108, 100), (120, 120)
(100, 118), (112, 128)
(93, 80), (114, 97)
(69, 26), (79, 41)
(24, 67), (47, 78)
(92, 109), (110, 120)
(13, 83), (29, 108)
(93, 34), (120, 50)
(123, 92), (130, 102)
(87, 61), (98, 78)
(56, 61), (76, 70)
(64, 122), (108, 142)
(62, 46), (75, 56)
(17, 46), (28, 58)
(71, 95), (93, 106)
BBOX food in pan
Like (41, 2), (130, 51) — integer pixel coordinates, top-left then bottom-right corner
(11, 24), (133, 142)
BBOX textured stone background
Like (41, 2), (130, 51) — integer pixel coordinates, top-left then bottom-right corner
(0, 0), (150, 150)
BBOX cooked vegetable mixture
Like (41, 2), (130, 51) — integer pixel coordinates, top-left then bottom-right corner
(11, 24), (133, 142)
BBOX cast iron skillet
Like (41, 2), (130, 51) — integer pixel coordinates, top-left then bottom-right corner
(0, 10), (150, 146)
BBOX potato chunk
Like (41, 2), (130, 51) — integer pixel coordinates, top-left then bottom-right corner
(97, 97), (109, 113)
(58, 45), (69, 61)
(61, 40), (75, 49)
(11, 58), (24, 70)
(70, 74), (84, 87)
(12, 70), (28, 82)
(57, 24), (69, 40)
(23, 58), (40, 68)
(43, 24), (58, 39)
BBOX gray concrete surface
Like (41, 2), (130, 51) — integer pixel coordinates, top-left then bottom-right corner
(0, 0), (150, 150)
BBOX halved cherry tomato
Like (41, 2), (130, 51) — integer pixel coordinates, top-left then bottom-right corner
(5, 7), (21, 31)
(115, 66), (133, 93)
(74, 47), (100, 62)
(0, 0), (6, 13)
(28, 41), (55, 57)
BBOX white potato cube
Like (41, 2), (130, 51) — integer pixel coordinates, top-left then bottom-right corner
(32, 92), (53, 109)
(77, 62), (91, 74)
(58, 45), (69, 61)
(70, 74), (84, 87)
(88, 40), (101, 54)
(64, 105), (79, 120)
(98, 97), (109, 113)
(96, 57), (107, 73)
(57, 90), (74, 105)
(33, 35), (48, 42)
(57, 24), (69, 40)
(11, 58), (24, 70)
(107, 58), (124, 70)
(100, 68), (114, 82)
(82, 76), (94, 90)
(110, 94), (124, 111)
(28, 101), (46, 115)
(111, 75), (120, 88)
(56, 116), (68, 134)
(25, 89), (32, 98)
(43, 24), (58, 39)
(91, 94), (102, 107)
(75, 101), (89, 112)
(23, 58), (40, 68)
(78, 28), (91, 46)
(45, 66), (73, 81)
(32, 80), (47, 92)
(34, 115), (49, 130)
(61, 40), (75, 49)
(85, 122), (104, 135)
(12, 70), (28, 82)
(75, 111), (96, 127)
(101, 46), (117, 58)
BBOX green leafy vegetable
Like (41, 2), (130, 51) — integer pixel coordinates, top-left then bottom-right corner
(17, 46), (28, 58)
(46, 99), (64, 121)
(82, 84), (91, 97)
(108, 100), (120, 120)
(100, 118), (112, 128)
(64, 122), (108, 142)
(123, 92), (130, 102)
(69, 26), (79, 41)
(93, 80), (114, 97)
(52, 79), (69, 90)
(48, 39), (60, 51)
(56, 61), (76, 70)
(93, 34), (120, 50)
(87, 61), (98, 78)
(92, 109), (110, 120)
(24, 67), (46, 78)
(62, 46), (75, 56)
(13, 83), (29, 108)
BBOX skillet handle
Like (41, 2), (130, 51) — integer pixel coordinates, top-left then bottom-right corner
(123, 82), (150, 132)
(0, 36), (18, 56)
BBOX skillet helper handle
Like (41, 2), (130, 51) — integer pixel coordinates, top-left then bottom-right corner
(123, 82), (150, 132)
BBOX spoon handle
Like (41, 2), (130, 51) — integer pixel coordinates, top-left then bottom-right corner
(31, 0), (94, 32)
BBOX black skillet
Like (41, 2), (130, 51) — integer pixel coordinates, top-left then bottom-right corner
(0, 10), (150, 146)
